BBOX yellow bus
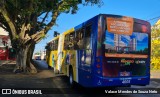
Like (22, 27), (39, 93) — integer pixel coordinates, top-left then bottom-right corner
(45, 36), (59, 70)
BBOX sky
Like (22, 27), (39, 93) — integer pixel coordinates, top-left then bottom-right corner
(34, 0), (160, 53)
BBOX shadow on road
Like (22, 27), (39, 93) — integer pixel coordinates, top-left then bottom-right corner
(0, 60), (160, 97)
(51, 75), (121, 96)
(0, 64), (15, 74)
(33, 60), (52, 71)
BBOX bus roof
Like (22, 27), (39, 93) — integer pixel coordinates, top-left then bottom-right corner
(47, 28), (74, 44)
(47, 35), (60, 44)
(47, 14), (150, 44)
(62, 28), (74, 35)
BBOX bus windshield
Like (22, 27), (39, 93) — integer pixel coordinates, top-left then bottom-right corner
(102, 16), (150, 77)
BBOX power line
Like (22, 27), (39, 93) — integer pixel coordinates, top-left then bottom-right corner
(147, 16), (160, 21)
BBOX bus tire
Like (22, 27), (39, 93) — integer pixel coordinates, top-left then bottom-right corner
(48, 65), (51, 69)
(69, 67), (75, 88)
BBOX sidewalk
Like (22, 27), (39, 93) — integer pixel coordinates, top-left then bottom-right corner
(0, 60), (55, 88)
(151, 70), (160, 79)
(0, 60), (16, 66)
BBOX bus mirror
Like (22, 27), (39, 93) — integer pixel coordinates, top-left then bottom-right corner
(45, 46), (48, 49)
(54, 31), (60, 37)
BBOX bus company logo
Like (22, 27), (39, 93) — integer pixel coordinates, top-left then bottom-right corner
(2, 89), (11, 94)
(121, 59), (134, 65)
(135, 60), (145, 64)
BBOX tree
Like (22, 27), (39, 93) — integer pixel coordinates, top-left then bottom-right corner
(151, 22), (160, 70)
(0, 0), (103, 73)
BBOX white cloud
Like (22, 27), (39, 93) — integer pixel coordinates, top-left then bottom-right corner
(133, 33), (148, 41)
(105, 37), (114, 43)
(121, 35), (131, 42)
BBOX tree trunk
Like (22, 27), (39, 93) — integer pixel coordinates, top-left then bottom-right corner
(26, 44), (37, 73)
(13, 44), (37, 74)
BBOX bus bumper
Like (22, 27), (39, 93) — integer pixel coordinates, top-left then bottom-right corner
(93, 76), (150, 87)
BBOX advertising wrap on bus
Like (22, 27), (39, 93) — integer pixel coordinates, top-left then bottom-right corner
(103, 16), (150, 77)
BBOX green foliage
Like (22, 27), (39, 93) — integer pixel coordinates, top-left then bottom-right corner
(151, 24), (160, 70)
(0, 0), (102, 42)
(35, 52), (40, 55)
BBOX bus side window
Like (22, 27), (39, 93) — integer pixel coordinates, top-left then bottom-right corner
(74, 30), (81, 50)
(77, 29), (85, 49)
(68, 32), (75, 50)
(55, 39), (59, 50)
(84, 25), (92, 49)
(49, 42), (53, 51)
(64, 34), (70, 50)
(52, 41), (55, 50)
(52, 40), (56, 51)
(64, 35), (67, 50)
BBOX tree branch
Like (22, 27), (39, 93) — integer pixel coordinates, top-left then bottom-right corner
(44, 11), (59, 34)
(40, 11), (49, 26)
(38, 11), (45, 17)
(19, 0), (35, 40)
(31, 10), (59, 43)
(31, 7), (61, 43)
(0, 3), (17, 39)
(0, 24), (8, 32)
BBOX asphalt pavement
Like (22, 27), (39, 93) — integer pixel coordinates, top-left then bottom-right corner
(0, 60), (160, 97)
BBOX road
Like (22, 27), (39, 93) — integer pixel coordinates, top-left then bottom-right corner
(0, 60), (160, 97)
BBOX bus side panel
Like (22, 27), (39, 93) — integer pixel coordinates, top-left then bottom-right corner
(63, 50), (77, 78)
(78, 50), (93, 87)
(76, 16), (99, 87)
(71, 50), (77, 82)
(48, 51), (53, 67)
(61, 49), (70, 77)
(61, 50), (67, 75)
(87, 15), (105, 87)
(93, 15), (107, 87)
(49, 51), (58, 68)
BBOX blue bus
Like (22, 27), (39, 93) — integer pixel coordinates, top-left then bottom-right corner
(47, 14), (151, 87)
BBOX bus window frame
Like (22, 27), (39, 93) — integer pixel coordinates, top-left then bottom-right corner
(54, 39), (59, 50)
(64, 31), (75, 50)
(84, 24), (92, 50)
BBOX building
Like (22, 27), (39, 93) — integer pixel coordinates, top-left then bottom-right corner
(40, 50), (46, 60)
(128, 38), (137, 51)
(114, 34), (121, 51)
(114, 34), (137, 53)
(33, 50), (46, 60)
(0, 27), (12, 60)
(114, 34), (126, 51)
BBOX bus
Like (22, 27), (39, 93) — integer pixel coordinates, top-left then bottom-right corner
(46, 14), (151, 87)
(45, 36), (59, 69)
